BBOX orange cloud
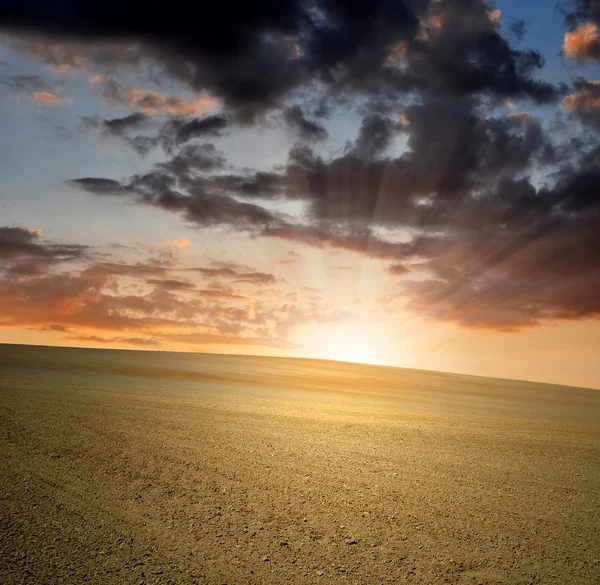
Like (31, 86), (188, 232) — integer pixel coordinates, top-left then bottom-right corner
(416, 12), (444, 41)
(164, 237), (190, 249)
(126, 87), (216, 115)
(562, 80), (600, 110)
(0, 227), (348, 352)
(386, 41), (408, 63)
(12, 226), (42, 236)
(564, 23), (600, 60)
(488, 9), (502, 25)
(31, 91), (73, 106)
(90, 75), (218, 115)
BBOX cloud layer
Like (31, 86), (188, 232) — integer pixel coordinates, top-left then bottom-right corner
(1, 0), (599, 342)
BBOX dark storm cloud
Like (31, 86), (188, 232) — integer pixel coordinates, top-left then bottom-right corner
(145, 278), (195, 290)
(0, 0), (565, 119)
(161, 115), (229, 149)
(384, 148), (600, 330)
(397, 217), (600, 331)
(550, 145), (600, 213)
(0, 0), (308, 119)
(70, 170), (282, 229)
(237, 100), (557, 227)
(0, 225), (87, 263)
(103, 112), (150, 136)
(156, 144), (227, 175)
(77, 113), (159, 155)
(70, 97), (560, 238)
(67, 94), (600, 332)
(5, 1), (597, 332)
(259, 107), (598, 327)
(397, 20), (564, 104)
(0, 225), (89, 277)
(353, 114), (399, 159)
(68, 178), (133, 196)
(562, 0), (600, 28)
(261, 225), (417, 262)
(281, 106), (328, 141)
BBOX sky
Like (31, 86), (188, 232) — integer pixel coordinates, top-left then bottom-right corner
(1, 0), (600, 389)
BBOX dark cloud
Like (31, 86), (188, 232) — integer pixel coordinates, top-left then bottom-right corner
(261, 225), (416, 261)
(70, 169), (282, 229)
(384, 152), (600, 330)
(353, 114), (399, 159)
(191, 266), (277, 286)
(156, 143), (227, 175)
(562, 0), (600, 29)
(68, 178), (132, 196)
(161, 115), (228, 149)
(103, 112), (150, 136)
(0, 0), (564, 120)
(397, 221), (600, 331)
(0, 226), (88, 273)
(78, 113), (227, 156)
(383, 2), (566, 104)
(77, 113), (158, 155)
(282, 106), (328, 141)
(3, 2), (598, 335)
(69, 134), (283, 227)
(235, 100), (557, 227)
(64, 85), (600, 331)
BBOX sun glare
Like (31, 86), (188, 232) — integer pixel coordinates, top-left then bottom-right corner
(313, 324), (389, 366)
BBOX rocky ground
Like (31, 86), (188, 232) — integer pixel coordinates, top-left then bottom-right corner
(1, 344), (599, 584)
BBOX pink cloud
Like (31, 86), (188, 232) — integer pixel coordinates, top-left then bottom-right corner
(31, 91), (73, 106)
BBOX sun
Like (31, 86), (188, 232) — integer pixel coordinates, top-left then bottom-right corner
(310, 323), (389, 366)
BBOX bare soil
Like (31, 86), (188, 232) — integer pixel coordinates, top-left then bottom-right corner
(1, 344), (599, 584)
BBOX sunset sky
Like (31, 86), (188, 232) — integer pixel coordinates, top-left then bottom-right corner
(1, 0), (600, 388)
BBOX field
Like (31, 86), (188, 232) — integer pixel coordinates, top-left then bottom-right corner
(1, 343), (599, 584)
